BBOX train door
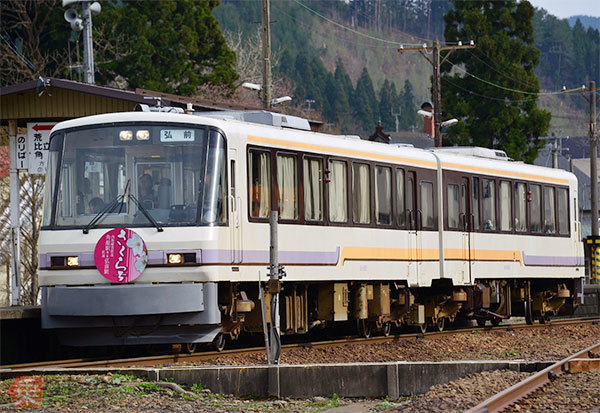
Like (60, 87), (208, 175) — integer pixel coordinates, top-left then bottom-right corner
(460, 177), (473, 284)
(229, 148), (242, 263)
(406, 170), (419, 286)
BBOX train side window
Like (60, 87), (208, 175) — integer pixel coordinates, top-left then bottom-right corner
(544, 186), (556, 234)
(514, 182), (527, 232)
(249, 149), (271, 218)
(375, 166), (392, 225)
(529, 184), (542, 233)
(303, 157), (324, 221)
(420, 181), (434, 228)
(447, 184), (459, 229)
(557, 188), (569, 235)
(472, 177), (480, 230)
(406, 174), (415, 226)
(276, 153), (298, 220)
(482, 179), (496, 231)
(352, 162), (371, 224)
(328, 160), (348, 223)
(499, 181), (512, 231)
(396, 169), (406, 227)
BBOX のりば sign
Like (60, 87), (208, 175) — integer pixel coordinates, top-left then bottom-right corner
(94, 228), (147, 283)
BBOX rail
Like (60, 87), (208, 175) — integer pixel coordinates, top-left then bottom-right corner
(467, 340), (600, 413)
(2, 317), (598, 371)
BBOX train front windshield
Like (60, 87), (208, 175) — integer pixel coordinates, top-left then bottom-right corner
(42, 123), (227, 229)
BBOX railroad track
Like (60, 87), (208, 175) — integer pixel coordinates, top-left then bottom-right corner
(467, 339), (600, 413)
(3, 317), (598, 371)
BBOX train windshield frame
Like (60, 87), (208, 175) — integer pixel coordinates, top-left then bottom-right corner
(42, 122), (227, 229)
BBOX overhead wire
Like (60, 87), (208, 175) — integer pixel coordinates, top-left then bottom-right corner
(0, 24), (37, 72)
(466, 48), (541, 90)
(292, 0), (440, 47)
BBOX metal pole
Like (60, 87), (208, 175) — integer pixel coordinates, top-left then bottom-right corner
(82, 1), (95, 84)
(432, 40), (442, 147)
(268, 210), (281, 364)
(553, 140), (558, 169)
(8, 120), (21, 306)
(590, 80), (598, 237)
(261, 0), (272, 110)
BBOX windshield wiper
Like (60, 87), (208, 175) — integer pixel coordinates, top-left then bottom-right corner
(128, 193), (163, 232)
(82, 180), (163, 233)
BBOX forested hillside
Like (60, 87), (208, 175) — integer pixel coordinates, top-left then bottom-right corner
(215, 0), (599, 137)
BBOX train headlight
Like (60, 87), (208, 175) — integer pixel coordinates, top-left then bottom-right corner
(119, 130), (133, 141)
(67, 256), (79, 267)
(136, 130), (150, 140)
(167, 253), (183, 264)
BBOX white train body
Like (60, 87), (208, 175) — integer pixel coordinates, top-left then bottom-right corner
(39, 111), (584, 345)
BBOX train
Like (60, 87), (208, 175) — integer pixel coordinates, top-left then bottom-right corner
(39, 107), (585, 348)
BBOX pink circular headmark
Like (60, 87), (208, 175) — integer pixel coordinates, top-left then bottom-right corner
(94, 228), (148, 283)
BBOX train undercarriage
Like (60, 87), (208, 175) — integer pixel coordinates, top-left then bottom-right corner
(218, 278), (581, 342)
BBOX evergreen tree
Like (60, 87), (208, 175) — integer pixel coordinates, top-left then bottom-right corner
(400, 80), (419, 130)
(96, 0), (238, 96)
(353, 67), (378, 132)
(334, 59), (354, 103)
(443, 0), (550, 162)
(379, 79), (395, 131)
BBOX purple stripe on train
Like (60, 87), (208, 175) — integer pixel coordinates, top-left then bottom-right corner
(39, 248), (340, 267)
(521, 253), (584, 267)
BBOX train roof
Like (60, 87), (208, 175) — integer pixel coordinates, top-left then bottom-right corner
(52, 111), (577, 187)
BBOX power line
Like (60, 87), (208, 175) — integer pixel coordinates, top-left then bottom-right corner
(292, 0), (425, 47)
(445, 58), (568, 96)
(466, 48), (540, 90)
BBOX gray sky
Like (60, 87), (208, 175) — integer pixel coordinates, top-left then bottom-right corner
(527, 0), (599, 19)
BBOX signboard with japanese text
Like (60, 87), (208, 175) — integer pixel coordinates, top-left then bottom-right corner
(26, 122), (55, 175)
(15, 134), (28, 170)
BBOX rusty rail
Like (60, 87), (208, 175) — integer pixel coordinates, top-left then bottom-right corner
(467, 341), (600, 413)
(3, 317), (598, 370)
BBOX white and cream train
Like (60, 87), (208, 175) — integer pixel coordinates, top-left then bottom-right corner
(39, 108), (585, 346)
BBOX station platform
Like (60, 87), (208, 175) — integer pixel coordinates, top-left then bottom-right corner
(0, 305), (41, 320)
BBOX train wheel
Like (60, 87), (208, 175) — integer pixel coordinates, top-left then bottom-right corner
(417, 321), (428, 334)
(183, 343), (197, 354)
(436, 317), (445, 332)
(213, 334), (226, 352)
(360, 319), (372, 338)
(491, 318), (501, 327)
(476, 319), (487, 328)
(382, 322), (392, 337)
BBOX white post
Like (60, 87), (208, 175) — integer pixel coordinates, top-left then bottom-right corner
(269, 210), (281, 364)
(8, 120), (21, 306)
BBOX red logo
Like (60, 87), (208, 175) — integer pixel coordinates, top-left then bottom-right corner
(7, 376), (42, 408)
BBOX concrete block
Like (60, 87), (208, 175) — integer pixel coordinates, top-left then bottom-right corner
(278, 363), (388, 398)
(159, 366), (269, 397)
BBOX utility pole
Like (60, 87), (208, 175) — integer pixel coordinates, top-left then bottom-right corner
(81, 1), (95, 84)
(398, 40), (475, 147)
(590, 80), (598, 237)
(268, 211), (282, 364)
(392, 107), (401, 133)
(261, 0), (272, 110)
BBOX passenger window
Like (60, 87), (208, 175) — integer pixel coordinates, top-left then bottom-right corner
(352, 163), (371, 224)
(514, 182), (527, 232)
(249, 149), (271, 218)
(544, 187), (556, 234)
(499, 181), (512, 231)
(276, 153), (298, 220)
(328, 160), (348, 223)
(406, 174), (415, 226)
(447, 184), (459, 229)
(375, 166), (392, 225)
(303, 157), (323, 221)
(557, 188), (569, 235)
(482, 179), (496, 231)
(420, 181), (434, 228)
(472, 177), (480, 230)
(396, 169), (406, 227)
(530, 184), (542, 233)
